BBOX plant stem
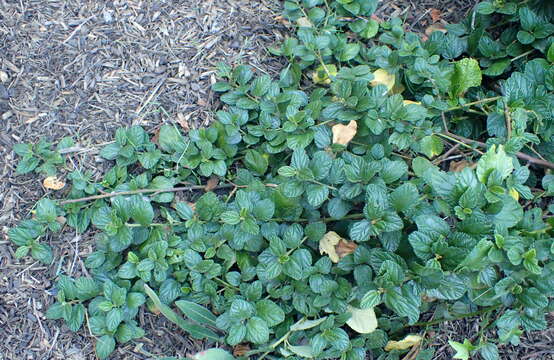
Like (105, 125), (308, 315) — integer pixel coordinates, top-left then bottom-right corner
(439, 132), (554, 169)
(446, 96), (502, 112)
(271, 213), (365, 223)
(411, 304), (501, 327)
(59, 184), (234, 205)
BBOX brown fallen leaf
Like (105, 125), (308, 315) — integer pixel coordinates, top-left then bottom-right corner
(274, 15), (291, 26)
(425, 23), (447, 37)
(176, 113), (190, 132)
(320, 231), (357, 263)
(332, 120), (357, 146)
(233, 344), (251, 357)
(449, 160), (475, 172)
(56, 216), (67, 225)
(205, 176), (220, 192)
(335, 239), (358, 258)
(43, 176), (65, 190)
(430, 8), (442, 23)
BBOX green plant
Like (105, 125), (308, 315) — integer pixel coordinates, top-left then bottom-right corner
(9, 0), (554, 359)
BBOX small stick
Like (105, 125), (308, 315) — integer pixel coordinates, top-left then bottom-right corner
(441, 132), (554, 169)
(59, 184), (233, 205)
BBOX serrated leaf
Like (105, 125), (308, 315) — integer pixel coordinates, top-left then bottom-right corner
(96, 335), (116, 360)
(451, 58), (482, 97)
(192, 348), (235, 360)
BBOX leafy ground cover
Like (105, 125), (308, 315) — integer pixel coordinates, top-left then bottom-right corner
(3, 0), (554, 359)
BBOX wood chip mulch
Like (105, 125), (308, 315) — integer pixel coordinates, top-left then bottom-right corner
(0, 0), (552, 359)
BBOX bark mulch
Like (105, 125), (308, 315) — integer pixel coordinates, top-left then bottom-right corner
(1, 0), (552, 359)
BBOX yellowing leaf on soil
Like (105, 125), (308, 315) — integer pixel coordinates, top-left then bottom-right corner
(43, 176), (65, 190)
(346, 305), (378, 334)
(384, 334), (423, 351)
(370, 69), (395, 93)
(332, 120), (357, 146)
(312, 64), (337, 85)
(403, 100), (421, 105)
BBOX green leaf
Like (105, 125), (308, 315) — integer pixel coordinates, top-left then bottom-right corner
(35, 198), (58, 224)
(99, 143), (121, 160)
(67, 304), (85, 331)
(129, 195), (154, 226)
(144, 285), (220, 341)
(419, 135), (444, 158)
(338, 43), (361, 61)
(221, 211), (241, 225)
(349, 19), (379, 39)
(246, 317), (269, 344)
(476, 145), (513, 183)
(547, 42), (554, 63)
(390, 183), (419, 213)
(290, 317), (328, 331)
(175, 300), (217, 327)
(191, 348), (236, 360)
(255, 300), (285, 327)
(383, 285), (420, 324)
(516, 30), (535, 44)
(175, 202), (194, 220)
(158, 125), (185, 153)
(360, 290), (381, 309)
(244, 149), (268, 175)
(451, 58), (482, 97)
(278, 166), (297, 177)
(306, 184), (329, 207)
(448, 339), (475, 360)
(476, 2), (495, 15)
(31, 243), (53, 264)
(479, 343), (499, 360)
(96, 335), (116, 360)
(253, 199), (275, 221)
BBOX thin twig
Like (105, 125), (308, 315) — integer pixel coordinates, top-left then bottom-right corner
(59, 184), (233, 205)
(441, 132), (554, 169)
(504, 106), (512, 140)
(446, 96), (502, 112)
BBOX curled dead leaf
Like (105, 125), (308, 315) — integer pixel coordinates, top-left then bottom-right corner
(43, 176), (65, 190)
(176, 113), (190, 132)
(370, 69), (395, 93)
(449, 160), (475, 172)
(319, 231), (357, 263)
(56, 216), (67, 225)
(430, 8), (442, 23)
(385, 334), (423, 351)
(332, 120), (357, 146)
(233, 344), (250, 357)
(205, 176), (220, 192)
(425, 23), (447, 37)
(346, 305), (378, 334)
(335, 239), (358, 258)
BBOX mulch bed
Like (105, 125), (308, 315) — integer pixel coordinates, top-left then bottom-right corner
(1, 0), (551, 359)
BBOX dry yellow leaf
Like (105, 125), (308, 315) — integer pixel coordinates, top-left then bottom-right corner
(332, 120), (357, 145)
(370, 69), (395, 93)
(403, 100), (421, 105)
(425, 23), (447, 36)
(384, 334), (423, 351)
(319, 231), (341, 263)
(346, 305), (378, 334)
(296, 17), (313, 27)
(43, 176), (65, 190)
(319, 231), (358, 263)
